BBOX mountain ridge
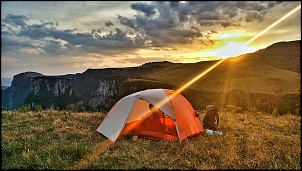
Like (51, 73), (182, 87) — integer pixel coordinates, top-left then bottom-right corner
(1, 40), (300, 114)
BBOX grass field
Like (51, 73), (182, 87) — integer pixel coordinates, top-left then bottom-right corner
(1, 109), (300, 170)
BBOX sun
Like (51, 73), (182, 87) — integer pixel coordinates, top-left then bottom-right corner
(198, 30), (261, 59)
(170, 30), (262, 62)
(204, 41), (259, 59)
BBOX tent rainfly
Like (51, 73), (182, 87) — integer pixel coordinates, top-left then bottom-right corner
(96, 88), (204, 142)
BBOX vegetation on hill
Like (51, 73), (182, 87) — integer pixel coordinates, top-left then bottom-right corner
(139, 55), (300, 95)
(2, 109), (300, 170)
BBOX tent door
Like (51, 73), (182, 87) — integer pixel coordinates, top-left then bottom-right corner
(163, 114), (177, 135)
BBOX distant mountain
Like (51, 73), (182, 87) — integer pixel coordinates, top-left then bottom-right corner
(1, 40), (300, 114)
(1, 77), (13, 87)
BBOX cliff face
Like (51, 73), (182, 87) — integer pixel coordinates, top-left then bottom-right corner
(1, 72), (44, 110)
(24, 76), (82, 110)
(88, 79), (123, 111)
(69, 68), (128, 111)
(1, 64), (174, 111)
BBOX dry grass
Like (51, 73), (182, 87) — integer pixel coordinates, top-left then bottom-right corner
(1, 109), (300, 170)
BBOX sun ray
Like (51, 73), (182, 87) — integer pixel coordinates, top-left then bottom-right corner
(245, 4), (301, 46)
(66, 139), (113, 170)
(220, 60), (234, 107)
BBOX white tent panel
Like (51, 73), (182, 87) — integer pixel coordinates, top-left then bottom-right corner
(138, 89), (175, 119)
(96, 95), (138, 142)
(126, 99), (150, 123)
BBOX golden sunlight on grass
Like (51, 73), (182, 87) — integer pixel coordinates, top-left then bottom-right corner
(67, 139), (113, 170)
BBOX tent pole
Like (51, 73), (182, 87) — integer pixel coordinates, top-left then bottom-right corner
(163, 112), (166, 134)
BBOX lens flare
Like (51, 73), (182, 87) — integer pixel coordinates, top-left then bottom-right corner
(66, 139), (113, 169)
(245, 4), (301, 46)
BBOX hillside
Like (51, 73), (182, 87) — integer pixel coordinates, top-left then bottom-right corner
(1, 109), (300, 169)
(140, 40), (301, 94)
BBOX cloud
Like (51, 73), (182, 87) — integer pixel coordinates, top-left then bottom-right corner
(18, 22), (56, 39)
(1, 32), (36, 53)
(105, 20), (114, 27)
(1, 1), (288, 60)
(1, 57), (18, 65)
(2, 14), (29, 29)
(130, 2), (157, 17)
(118, 15), (137, 29)
(245, 11), (264, 22)
(1, 14), (146, 58)
(234, 1), (283, 22)
(125, 1), (289, 47)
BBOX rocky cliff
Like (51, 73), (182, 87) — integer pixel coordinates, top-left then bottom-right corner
(24, 76), (82, 110)
(1, 72), (44, 110)
(2, 62), (175, 111)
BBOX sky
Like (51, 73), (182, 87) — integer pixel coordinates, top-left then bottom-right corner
(1, 1), (301, 79)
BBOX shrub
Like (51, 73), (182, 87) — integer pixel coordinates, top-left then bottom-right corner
(34, 105), (43, 112)
(2, 106), (7, 111)
(66, 104), (77, 112)
(77, 105), (85, 112)
(224, 104), (242, 114)
(247, 106), (258, 114)
(17, 105), (31, 113)
(271, 108), (279, 116)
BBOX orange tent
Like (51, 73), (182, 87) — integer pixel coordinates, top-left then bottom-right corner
(96, 88), (204, 142)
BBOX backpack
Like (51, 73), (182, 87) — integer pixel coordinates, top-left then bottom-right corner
(203, 105), (219, 131)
